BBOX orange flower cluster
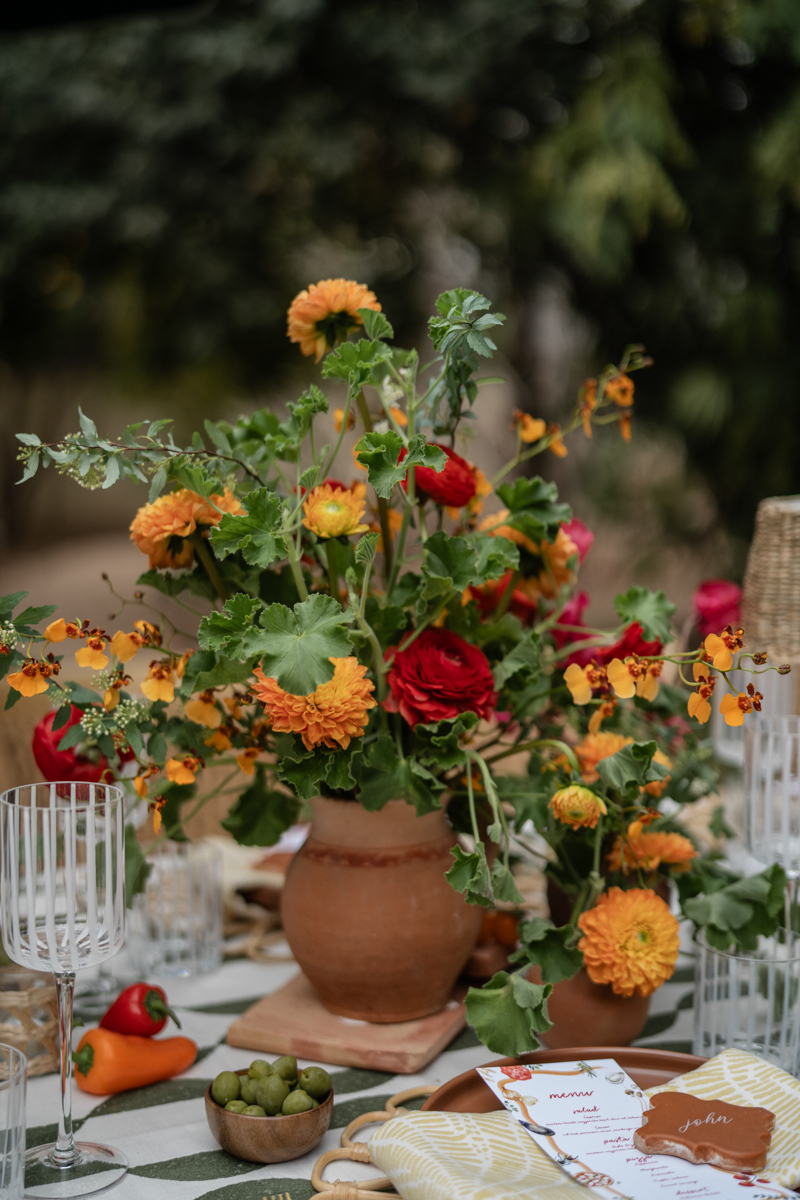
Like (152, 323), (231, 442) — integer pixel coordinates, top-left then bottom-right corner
(512, 411), (546, 444)
(577, 887), (680, 997)
(130, 488), (243, 570)
(607, 656), (662, 703)
(607, 828), (697, 875)
(253, 656), (376, 751)
(479, 513), (578, 602)
(287, 279), (381, 362)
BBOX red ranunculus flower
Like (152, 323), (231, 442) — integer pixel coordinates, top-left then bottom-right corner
(384, 628), (497, 727)
(401, 444), (477, 508)
(562, 517), (594, 563)
(471, 570), (538, 626)
(693, 578), (742, 639)
(32, 706), (110, 783)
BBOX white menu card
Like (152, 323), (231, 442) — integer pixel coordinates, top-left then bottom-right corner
(478, 1058), (793, 1200)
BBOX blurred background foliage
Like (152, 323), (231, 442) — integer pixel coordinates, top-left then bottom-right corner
(1, 0), (799, 576)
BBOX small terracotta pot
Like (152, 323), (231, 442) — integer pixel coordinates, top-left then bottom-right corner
(281, 797), (484, 1023)
(527, 965), (651, 1048)
(205, 1070), (333, 1163)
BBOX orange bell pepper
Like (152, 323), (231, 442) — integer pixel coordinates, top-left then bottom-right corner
(72, 1027), (197, 1095)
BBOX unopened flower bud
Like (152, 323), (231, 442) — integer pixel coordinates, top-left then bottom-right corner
(778, 664), (792, 675)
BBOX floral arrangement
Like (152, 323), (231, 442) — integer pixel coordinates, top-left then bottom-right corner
(4, 280), (789, 1055)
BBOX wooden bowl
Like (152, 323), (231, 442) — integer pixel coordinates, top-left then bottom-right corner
(205, 1069), (333, 1163)
(422, 1046), (706, 1113)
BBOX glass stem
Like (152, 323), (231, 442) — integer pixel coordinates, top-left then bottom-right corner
(52, 972), (80, 1168)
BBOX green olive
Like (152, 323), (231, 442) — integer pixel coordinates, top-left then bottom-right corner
(282, 1088), (313, 1115)
(224, 1100), (248, 1113)
(212, 1071), (242, 1106)
(248, 1059), (272, 1080)
(255, 1073), (290, 1116)
(240, 1077), (260, 1105)
(270, 1055), (298, 1085)
(243, 1105), (267, 1117)
(298, 1066), (332, 1100)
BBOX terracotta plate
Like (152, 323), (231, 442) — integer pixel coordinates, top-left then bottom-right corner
(422, 1046), (706, 1113)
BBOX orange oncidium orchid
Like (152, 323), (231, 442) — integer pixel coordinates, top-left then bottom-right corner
(141, 659), (176, 704)
(166, 755), (203, 786)
(7, 656), (60, 697)
(607, 656), (662, 703)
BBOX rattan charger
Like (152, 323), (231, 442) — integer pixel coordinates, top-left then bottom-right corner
(0, 970), (59, 1077)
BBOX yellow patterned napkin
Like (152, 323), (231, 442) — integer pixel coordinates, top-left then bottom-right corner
(646, 1048), (800, 1188)
(370, 1109), (586, 1200)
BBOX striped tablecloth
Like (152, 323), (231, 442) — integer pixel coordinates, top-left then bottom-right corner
(25, 949), (696, 1200)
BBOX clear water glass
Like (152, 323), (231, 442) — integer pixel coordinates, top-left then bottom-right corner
(745, 715), (800, 878)
(0, 1043), (26, 1200)
(127, 840), (222, 977)
(694, 928), (800, 1076)
(0, 782), (127, 1197)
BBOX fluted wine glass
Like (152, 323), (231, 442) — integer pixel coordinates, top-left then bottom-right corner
(0, 783), (127, 1198)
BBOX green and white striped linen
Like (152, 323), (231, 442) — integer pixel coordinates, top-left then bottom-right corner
(26, 952), (696, 1200)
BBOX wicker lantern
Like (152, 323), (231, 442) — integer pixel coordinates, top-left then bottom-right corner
(741, 495), (800, 713)
(0, 967), (59, 1076)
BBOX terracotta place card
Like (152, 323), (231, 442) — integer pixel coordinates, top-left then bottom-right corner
(634, 1092), (776, 1172)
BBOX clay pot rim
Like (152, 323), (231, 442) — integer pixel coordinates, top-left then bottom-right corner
(204, 1068), (333, 1122)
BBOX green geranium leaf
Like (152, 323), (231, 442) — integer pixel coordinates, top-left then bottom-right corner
(182, 651), (254, 697)
(356, 735), (443, 814)
(413, 712), (479, 769)
(355, 532), (379, 566)
(357, 308), (394, 342)
(276, 743), (330, 800)
(355, 431), (446, 500)
(510, 918), (584, 983)
(286, 385), (329, 437)
(209, 489), (287, 569)
(491, 861), (524, 905)
(322, 339), (391, 388)
(253, 594), (352, 693)
(595, 740), (669, 798)
(363, 597), (409, 650)
(614, 586), (676, 643)
(221, 765), (301, 846)
(198, 595), (262, 658)
(493, 634), (541, 688)
(465, 970), (552, 1057)
(445, 843), (494, 907)
(495, 477), (572, 543)
(136, 568), (216, 603)
(471, 533), (519, 584)
(422, 532), (478, 600)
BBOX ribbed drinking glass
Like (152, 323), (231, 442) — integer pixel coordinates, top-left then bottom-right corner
(0, 783), (127, 1197)
(0, 1043), (26, 1199)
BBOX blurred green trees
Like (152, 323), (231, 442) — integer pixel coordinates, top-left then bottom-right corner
(1, 0), (799, 541)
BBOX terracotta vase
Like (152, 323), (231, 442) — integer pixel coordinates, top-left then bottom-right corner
(281, 797), (484, 1023)
(527, 965), (651, 1048)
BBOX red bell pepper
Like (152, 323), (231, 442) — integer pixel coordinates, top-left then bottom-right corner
(100, 983), (182, 1036)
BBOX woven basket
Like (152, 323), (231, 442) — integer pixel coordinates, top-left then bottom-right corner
(0, 967), (59, 1077)
(742, 496), (800, 670)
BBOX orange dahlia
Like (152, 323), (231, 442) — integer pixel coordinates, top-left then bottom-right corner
(573, 732), (634, 784)
(577, 887), (680, 997)
(302, 483), (370, 539)
(549, 785), (607, 830)
(253, 656), (376, 751)
(287, 279), (381, 362)
(607, 829), (698, 875)
(130, 487), (244, 570)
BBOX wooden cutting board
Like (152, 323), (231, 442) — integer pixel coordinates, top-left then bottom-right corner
(226, 971), (467, 1074)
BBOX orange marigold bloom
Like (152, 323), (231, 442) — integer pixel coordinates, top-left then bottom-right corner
(8, 658), (59, 697)
(607, 829), (697, 875)
(549, 785), (607, 830)
(574, 732), (635, 784)
(513, 411), (547, 444)
(303, 483), (369, 539)
(704, 626), (745, 672)
(287, 278), (381, 362)
(578, 887), (680, 997)
(253, 656), (376, 751)
(141, 659), (176, 704)
(720, 683), (763, 727)
(166, 755), (202, 785)
(130, 487), (244, 570)
(605, 372), (635, 407)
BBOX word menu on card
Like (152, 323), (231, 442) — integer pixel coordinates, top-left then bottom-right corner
(478, 1059), (791, 1200)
